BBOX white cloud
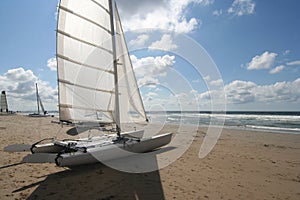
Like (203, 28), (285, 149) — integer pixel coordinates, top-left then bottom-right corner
(283, 50), (290, 56)
(137, 76), (160, 87)
(209, 79), (223, 87)
(224, 80), (256, 104)
(228, 0), (255, 16)
(0, 67), (57, 111)
(141, 77), (300, 110)
(146, 92), (158, 98)
(198, 78), (300, 105)
(132, 54), (175, 77)
(132, 54), (175, 88)
(203, 75), (210, 81)
(287, 60), (300, 66)
(149, 34), (178, 51)
(213, 9), (223, 16)
(245, 51), (277, 70)
(129, 34), (149, 47)
(255, 78), (300, 103)
(118, 0), (213, 33)
(269, 65), (285, 74)
(47, 57), (57, 71)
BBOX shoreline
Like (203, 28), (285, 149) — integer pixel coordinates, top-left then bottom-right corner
(1, 115), (300, 199)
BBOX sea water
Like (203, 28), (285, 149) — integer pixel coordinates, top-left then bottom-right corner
(148, 111), (300, 134)
(19, 110), (300, 134)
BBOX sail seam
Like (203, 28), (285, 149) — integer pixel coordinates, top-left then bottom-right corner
(57, 54), (114, 75)
(60, 104), (113, 113)
(57, 30), (113, 55)
(59, 5), (111, 35)
(59, 78), (114, 94)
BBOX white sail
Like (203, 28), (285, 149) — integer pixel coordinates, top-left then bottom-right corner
(1, 91), (8, 113)
(114, 4), (148, 124)
(57, 0), (115, 123)
(38, 95), (46, 114)
(57, 0), (147, 126)
(35, 83), (40, 114)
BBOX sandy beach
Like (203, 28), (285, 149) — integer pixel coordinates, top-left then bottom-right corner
(0, 114), (300, 199)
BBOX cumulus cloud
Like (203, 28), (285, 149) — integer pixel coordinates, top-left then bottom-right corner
(141, 77), (300, 110)
(129, 34), (149, 47)
(47, 57), (57, 71)
(132, 54), (175, 87)
(117, 0), (213, 33)
(137, 76), (160, 87)
(209, 79), (223, 87)
(269, 65), (285, 74)
(0, 67), (57, 111)
(224, 80), (256, 104)
(255, 79), (300, 103)
(245, 51), (277, 70)
(228, 0), (255, 16)
(132, 54), (175, 77)
(149, 34), (178, 51)
(198, 78), (300, 105)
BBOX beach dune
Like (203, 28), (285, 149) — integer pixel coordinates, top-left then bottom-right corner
(1, 115), (300, 199)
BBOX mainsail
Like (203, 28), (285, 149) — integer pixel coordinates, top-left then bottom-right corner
(56, 0), (147, 128)
(1, 91), (8, 113)
(38, 95), (46, 114)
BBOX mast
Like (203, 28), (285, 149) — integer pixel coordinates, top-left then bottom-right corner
(109, 0), (121, 136)
(35, 83), (40, 115)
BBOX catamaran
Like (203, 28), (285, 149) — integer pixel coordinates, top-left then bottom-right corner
(28, 83), (49, 117)
(6, 0), (172, 167)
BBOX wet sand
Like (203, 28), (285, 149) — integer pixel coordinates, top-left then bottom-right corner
(0, 114), (300, 199)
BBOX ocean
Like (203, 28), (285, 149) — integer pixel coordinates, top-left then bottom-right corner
(148, 111), (300, 134)
(19, 110), (300, 134)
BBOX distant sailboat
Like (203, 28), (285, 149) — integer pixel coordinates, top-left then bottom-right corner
(1, 91), (9, 113)
(28, 83), (49, 117)
(8, 0), (172, 167)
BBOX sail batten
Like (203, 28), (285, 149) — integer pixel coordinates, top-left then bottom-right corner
(90, 0), (110, 15)
(57, 30), (113, 54)
(60, 104), (113, 113)
(59, 5), (111, 35)
(59, 78), (114, 94)
(57, 54), (114, 74)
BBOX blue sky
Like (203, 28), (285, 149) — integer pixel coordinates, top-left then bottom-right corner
(0, 0), (300, 111)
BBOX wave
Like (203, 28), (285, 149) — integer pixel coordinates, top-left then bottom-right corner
(245, 125), (300, 133)
(149, 111), (300, 134)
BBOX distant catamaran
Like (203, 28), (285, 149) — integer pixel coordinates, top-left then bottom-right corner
(28, 83), (48, 117)
(6, 0), (172, 167)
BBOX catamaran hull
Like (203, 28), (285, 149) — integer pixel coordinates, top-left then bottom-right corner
(24, 133), (172, 167)
(56, 133), (172, 167)
(32, 143), (65, 153)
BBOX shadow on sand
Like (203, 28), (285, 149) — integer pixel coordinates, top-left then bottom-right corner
(15, 157), (167, 199)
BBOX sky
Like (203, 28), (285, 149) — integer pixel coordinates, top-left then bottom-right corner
(0, 0), (300, 112)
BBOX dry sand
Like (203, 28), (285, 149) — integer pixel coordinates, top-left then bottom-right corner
(0, 114), (300, 199)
